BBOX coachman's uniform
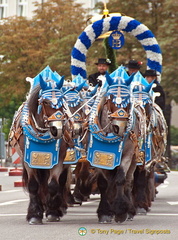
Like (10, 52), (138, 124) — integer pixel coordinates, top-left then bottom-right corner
(88, 72), (105, 87)
(125, 59), (142, 76)
(143, 69), (166, 111)
(152, 80), (165, 111)
(88, 58), (111, 87)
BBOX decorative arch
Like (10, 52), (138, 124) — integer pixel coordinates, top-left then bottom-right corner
(71, 16), (162, 80)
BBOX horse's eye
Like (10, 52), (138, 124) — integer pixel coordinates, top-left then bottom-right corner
(43, 100), (50, 105)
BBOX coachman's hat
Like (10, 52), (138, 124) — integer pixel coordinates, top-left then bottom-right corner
(95, 58), (111, 65)
(143, 69), (159, 77)
(126, 60), (142, 69)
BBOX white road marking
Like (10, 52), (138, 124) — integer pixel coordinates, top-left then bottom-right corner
(159, 180), (169, 188)
(1, 213), (178, 217)
(81, 199), (99, 205)
(148, 213), (178, 216)
(1, 190), (22, 193)
(0, 199), (28, 206)
(167, 201), (178, 205)
(67, 213), (96, 216)
(0, 213), (26, 216)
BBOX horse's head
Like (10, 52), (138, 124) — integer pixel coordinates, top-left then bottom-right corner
(102, 72), (133, 136)
(62, 80), (87, 139)
(132, 80), (154, 122)
(38, 74), (65, 139)
(84, 84), (98, 108)
(131, 73), (167, 161)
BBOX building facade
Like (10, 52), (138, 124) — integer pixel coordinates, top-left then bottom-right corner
(75, 0), (106, 12)
(0, 0), (107, 19)
(0, 0), (44, 19)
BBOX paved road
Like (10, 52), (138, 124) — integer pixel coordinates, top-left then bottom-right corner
(0, 170), (178, 240)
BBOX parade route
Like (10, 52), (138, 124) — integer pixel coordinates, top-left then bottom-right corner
(0, 171), (178, 240)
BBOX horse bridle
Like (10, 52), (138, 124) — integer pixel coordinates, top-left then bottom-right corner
(37, 88), (67, 139)
(62, 88), (98, 141)
(106, 98), (129, 136)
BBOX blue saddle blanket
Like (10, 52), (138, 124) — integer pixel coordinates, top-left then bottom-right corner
(145, 132), (152, 162)
(137, 132), (152, 166)
(24, 137), (61, 169)
(63, 139), (83, 164)
(87, 135), (124, 170)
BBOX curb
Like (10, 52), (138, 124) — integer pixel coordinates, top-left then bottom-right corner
(9, 169), (23, 176)
(0, 167), (8, 172)
(14, 180), (24, 187)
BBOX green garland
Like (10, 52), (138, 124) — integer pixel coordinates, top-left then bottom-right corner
(103, 37), (118, 73)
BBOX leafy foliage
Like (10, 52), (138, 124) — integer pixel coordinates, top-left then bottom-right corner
(96, 0), (178, 103)
(0, 0), (177, 141)
(170, 126), (178, 146)
(0, 0), (86, 138)
(103, 37), (118, 73)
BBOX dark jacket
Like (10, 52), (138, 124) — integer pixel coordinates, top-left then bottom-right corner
(88, 72), (105, 87)
(152, 80), (165, 111)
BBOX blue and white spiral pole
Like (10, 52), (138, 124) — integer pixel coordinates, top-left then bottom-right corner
(71, 16), (162, 81)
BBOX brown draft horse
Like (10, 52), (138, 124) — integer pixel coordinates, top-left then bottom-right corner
(69, 85), (99, 204)
(85, 73), (146, 223)
(9, 72), (75, 224)
(131, 83), (167, 215)
(60, 80), (94, 205)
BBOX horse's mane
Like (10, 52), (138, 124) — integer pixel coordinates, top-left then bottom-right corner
(27, 85), (41, 116)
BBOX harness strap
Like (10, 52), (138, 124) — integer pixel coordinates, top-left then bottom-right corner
(65, 92), (97, 123)
(92, 121), (110, 135)
(63, 129), (74, 148)
(129, 131), (139, 148)
(77, 128), (88, 143)
(129, 130), (141, 163)
(31, 113), (49, 132)
(9, 126), (23, 148)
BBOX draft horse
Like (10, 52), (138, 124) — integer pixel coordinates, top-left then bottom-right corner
(87, 72), (145, 223)
(69, 84), (99, 203)
(131, 79), (167, 214)
(9, 71), (74, 224)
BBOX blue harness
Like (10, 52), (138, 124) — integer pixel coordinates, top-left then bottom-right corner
(21, 102), (61, 169)
(133, 87), (157, 163)
(87, 84), (136, 170)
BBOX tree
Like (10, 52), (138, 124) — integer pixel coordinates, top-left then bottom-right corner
(0, 0), (177, 144)
(170, 126), (178, 146)
(95, 0), (178, 102)
(103, 37), (118, 73)
(94, 0), (178, 164)
(0, 0), (87, 139)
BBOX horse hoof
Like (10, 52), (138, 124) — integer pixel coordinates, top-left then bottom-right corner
(73, 197), (82, 205)
(137, 207), (147, 215)
(83, 196), (89, 202)
(28, 217), (43, 225)
(99, 215), (112, 224)
(60, 207), (67, 215)
(46, 215), (60, 222)
(127, 214), (134, 221)
(115, 213), (127, 223)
